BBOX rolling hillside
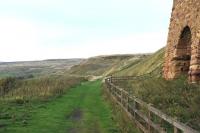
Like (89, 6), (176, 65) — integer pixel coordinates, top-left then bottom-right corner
(68, 54), (148, 77)
(67, 49), (163, 78)
(0, 59), (83, 78)
(114, 48), (164, 76)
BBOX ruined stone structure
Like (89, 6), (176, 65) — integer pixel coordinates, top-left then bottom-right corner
(163, 0), (200, 83)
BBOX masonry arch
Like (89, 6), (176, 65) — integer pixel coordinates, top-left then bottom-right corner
(174, 26), (192, 75)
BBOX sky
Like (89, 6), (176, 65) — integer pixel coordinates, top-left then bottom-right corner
(0, 0), (173, 62)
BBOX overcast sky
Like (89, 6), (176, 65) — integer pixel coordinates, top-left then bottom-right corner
(0, 0), (173, 62)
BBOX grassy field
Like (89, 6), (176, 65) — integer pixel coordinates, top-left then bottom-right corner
(0, 76), (86, 101)
(0, 80), (139, 133)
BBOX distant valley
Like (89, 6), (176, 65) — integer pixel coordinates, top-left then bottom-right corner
(0, 59), (84, 78)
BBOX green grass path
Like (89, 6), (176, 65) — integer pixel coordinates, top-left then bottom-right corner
(3, 80), (120, 133)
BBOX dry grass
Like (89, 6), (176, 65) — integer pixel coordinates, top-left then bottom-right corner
(0, 75), (86, 102)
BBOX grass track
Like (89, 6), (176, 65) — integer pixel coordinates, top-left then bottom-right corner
(1, 80), (123, 133)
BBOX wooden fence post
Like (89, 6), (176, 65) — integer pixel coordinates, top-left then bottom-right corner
(120, 89), (122, 104)
(0, 87), (2, 96)
(133, 96), (136, 119)
(148, 110), (151, 133)
(110, 84), (112, 94)
(110, 76), (113, 83)
(115, 86), (117, 96)
(174, 117), (178, 133)
(174, 126), (178, 133)
(127, 95), (129, 112)
(112, 86), (115, 95)
(127, 88), (130, 112)
(127, 89), (131, 112)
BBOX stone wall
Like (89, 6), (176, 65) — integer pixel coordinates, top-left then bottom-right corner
(163, 0), (200, 83)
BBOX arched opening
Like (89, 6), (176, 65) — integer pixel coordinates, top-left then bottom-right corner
(174, 26), (192, 75)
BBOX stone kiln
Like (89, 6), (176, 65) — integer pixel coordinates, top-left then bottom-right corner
(163, 0), (200, 83)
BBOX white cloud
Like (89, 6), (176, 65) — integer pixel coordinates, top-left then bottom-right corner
(1, 0), (64, 8)
(0, 0), (171, 61)
(65, 31), (168, 58)
(0, 16), (38, 60)
(0, 16), (64, 61)
(32, 31), (167, 60)
(0, 16), (167, 61)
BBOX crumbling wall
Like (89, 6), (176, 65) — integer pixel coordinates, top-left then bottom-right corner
(163, 0), (200, 83)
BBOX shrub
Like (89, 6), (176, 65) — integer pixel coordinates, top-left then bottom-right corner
(2, 75), (86, 101)
(0, 77), (18, 96)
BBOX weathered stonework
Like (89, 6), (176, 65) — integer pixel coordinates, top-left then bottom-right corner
(163, 0), (200, 83)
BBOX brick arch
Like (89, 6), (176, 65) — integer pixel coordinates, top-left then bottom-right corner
(172, 26), (192, 75)
(163, 0), (200, 83)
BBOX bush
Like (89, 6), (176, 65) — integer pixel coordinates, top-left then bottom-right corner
(2, 75), (86, 101)
(14, 96), (26, 104)
(0, 77), (18, 96)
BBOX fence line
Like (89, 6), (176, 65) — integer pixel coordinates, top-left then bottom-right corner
(105, 77), (199, 133)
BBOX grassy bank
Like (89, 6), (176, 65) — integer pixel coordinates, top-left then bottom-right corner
(112, 48), (200, 130)
(123, 76), (200, 130)
(0, 75), (86, 101)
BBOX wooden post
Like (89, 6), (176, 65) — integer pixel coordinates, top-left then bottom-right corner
(0, 87), (2, 96)
(174, 117), (178, 133)
(121, 90), (123, 106)
(133, 97), (136, 119)
(110, 85), (113, 94)
(127, 95), (129, 112)
(127, 88), (130, 112)
(105, 77), (110, 92)
(148, 110), (151, 133)
(112, 85), (114, 95)
(114, 86), (117, 97)
(174, 126), (178, 133)
(110, 76), (113, 83)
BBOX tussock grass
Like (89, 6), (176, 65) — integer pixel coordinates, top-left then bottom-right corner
(0, 75), (86, 102)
